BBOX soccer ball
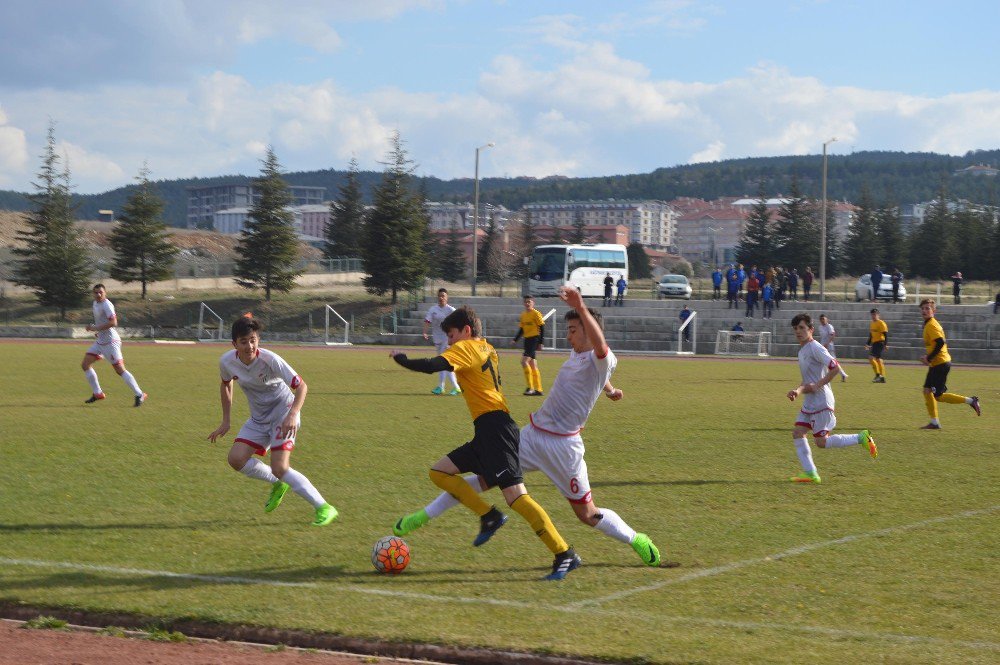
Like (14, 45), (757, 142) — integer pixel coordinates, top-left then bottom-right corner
(371, 535), (410, 574)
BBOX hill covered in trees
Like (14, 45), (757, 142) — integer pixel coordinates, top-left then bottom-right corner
(0, 149), (998, 228)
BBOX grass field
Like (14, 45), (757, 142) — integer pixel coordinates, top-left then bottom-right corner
(2, 340), (998, 664)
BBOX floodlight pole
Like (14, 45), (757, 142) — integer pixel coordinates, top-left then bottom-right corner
(471, 142), (495, 296)
(819, 137), (837, 300)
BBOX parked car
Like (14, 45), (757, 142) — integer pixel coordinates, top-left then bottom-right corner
(855, 275), (906, 302)
(658, 274), (692, 299)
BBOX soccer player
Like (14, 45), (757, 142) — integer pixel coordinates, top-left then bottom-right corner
(389, 306), (581, 580)
(81, 284), (147, 406)
(422, 288), (460, 395)
(787, 313), (877, 484)
(917, 299), (981, 429)
(513, 295), (545, 396)
(866, 308), (888, 382)
(207, 315), (337, 527)
(817, 314), (848, 381)
(393, 286), (662, 568)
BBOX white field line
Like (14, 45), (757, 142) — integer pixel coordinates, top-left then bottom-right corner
(571, 504), (1000, 609)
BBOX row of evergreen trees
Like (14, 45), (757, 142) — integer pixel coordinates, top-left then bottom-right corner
(735, 179), (1000, 280)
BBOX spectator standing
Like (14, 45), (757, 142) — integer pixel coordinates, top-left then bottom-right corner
(891, 268), (904, 303)
(745, 272), (760, 317)
(737, 264), (747, 301)
(615, 275), (627, 306)
(711, 267), (723, 300)
(951, 271), (963, 305)
(679, 305), (692, 342)
(869, 265), (883, 302)
(761, 282), (774, 319)
(603, 273), (614, 307)
(802, 267), (814, 301)
(726, 264), (740, 309)
(788, 269), (799, 300)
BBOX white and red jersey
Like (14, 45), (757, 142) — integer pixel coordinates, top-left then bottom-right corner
(798, 339), (838, 413)
(220, 348), (301, 424)
(93, 299), (121, 345)
(529, 346), (616, 436)
(818, 322), (835, 347)
(424, 304), (456, 345)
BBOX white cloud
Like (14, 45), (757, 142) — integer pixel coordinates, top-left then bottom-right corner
(57, 141), (126, 187)
(690, 140), (725, 164)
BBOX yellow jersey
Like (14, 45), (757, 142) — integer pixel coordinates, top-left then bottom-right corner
(869, 319), (888, 343)
(922, 317), (951, 366)
(519, 309), (545, 339)
(442, 338), (509, 420)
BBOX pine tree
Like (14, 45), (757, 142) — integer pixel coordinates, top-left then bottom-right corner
(233, 146), (302, 301)
(109, 165), (178, 299)
(842, 186), (883, 275)
(324, 157), (364, 259)
(361, 132), (428, 303)
(773, 177), (819, 270)
(13, 123), (91, 320)
(570, 209), (587, 243)
(875, 199), (907, 275)
(476, 214), (498, 282)
(909, 194), (949, 278)
(438, 220), (467, 282)
(627, 242), (652, 279)
(735, 185), (774, 267)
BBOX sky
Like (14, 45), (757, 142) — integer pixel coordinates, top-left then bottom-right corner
(0, 0), (998, 194)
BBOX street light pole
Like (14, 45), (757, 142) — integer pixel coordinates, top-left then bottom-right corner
(819, 137), (837, 300)
(471, 142), (495, 296)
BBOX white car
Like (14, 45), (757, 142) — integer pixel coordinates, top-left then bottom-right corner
(855, 275), (906, 302)
(658, 274), (692, 299)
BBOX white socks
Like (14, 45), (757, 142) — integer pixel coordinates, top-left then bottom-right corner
(436, 371), (460, 390)
(120, 370), (143, 397)
(425, 474), (479, 518)
(281, 467), (326, 508)
(594, 508), (636, 544)
(84, 368), (102, 394)
(825, 433), (859, 449)
(239, 458), (279, 483)
(793, 437), (818, 475)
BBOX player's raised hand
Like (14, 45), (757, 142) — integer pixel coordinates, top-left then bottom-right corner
(389, 349), (401, 358)
(208, 423), (230, 442)
(559, 284), (584, 309)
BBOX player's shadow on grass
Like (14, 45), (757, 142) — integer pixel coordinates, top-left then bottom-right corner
(0, 519), (263, 533)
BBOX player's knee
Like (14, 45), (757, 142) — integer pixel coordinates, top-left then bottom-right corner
(226, 453), (245, 471)
(271, 462), (289, 478)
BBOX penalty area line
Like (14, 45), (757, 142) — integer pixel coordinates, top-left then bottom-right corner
(571, 504), (1000, 608)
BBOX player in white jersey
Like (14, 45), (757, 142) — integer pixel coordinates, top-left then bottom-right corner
(81, 284), (147, 406)
(817, 314), (848, 381)
(422, 288), (460, 395)
(207, 315), (337, 526)
(393, 285), (662, 567)
(787, 313), (877, 484)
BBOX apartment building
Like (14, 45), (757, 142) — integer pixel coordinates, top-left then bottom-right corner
(521, 200), (676, 250)
(187, 183), (326, 229)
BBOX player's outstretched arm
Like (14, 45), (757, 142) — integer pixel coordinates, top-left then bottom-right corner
(208, 380), (234, 442)
(559, 285), (608, 353)
(390, 350), (454, 375)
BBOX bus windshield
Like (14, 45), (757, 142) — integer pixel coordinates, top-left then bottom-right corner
(529, 247), (567, 282)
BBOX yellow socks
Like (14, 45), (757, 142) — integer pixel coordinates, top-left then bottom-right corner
(877, 359), (886, 376)
(938, 393), (967, 405)
(510, 494), (567, 554)
(429, 469), (491, 516)
(870, 358), (880, 375)
(924, 392), (939, 418)
(531, 367), (542, 392)
(522, 365), (533, 390)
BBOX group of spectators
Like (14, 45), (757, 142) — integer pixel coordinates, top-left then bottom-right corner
(712, 264), (815, 319)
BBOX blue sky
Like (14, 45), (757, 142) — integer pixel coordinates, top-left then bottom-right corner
(0, 0), (998, 193)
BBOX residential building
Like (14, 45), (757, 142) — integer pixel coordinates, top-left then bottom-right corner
(187, 183), (326, 229)
(426, 202), (511, 231)
(522, 200), (676, 250)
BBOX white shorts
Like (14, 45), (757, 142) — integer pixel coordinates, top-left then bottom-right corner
(234, 412), (300, 456)
(86, 340), (124, 366)
(433, 339), (449, 355)
(518, 425), (591, 504)
(795, 409), (837, 438)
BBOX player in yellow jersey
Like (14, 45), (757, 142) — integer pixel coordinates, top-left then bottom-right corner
(918, 299), (981, 429)
(865, 308), (889, 382)
(390, 306), (581, 580)
(514, 295), (546, 396)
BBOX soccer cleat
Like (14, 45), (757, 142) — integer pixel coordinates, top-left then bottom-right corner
(473, 506), (508, 546)
(790, 472), (821, 484)
(84, 392), (106, 404)
(265, 481), (289, 513)
(393, 509), (429, 536)
(919, 423), (942, 430)
(431, 386), (444, 395)
(875, 376), (886, 383)
(134, 392), (148, 407)
(859, 429), (877, 459)
(523, 388), (534, 396)
(969, 396), (981, 416)
(449, 388), (462, 396)
(311, 503), (338, 526)
(630, 533), (661, 567)
(545, 547), (582, 581)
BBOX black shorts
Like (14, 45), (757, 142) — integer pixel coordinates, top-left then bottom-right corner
(522, 336), (541, 359)
(447, 410), (523, 490)
(870, 341), (885, 358)
(923, 362), (951, 397)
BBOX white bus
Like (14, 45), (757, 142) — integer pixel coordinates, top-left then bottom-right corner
(527, 244), (629, 298)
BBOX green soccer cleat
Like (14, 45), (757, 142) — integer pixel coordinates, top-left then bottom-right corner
(630, 533), (661, 567)
(311, 503), (338, 527)
(859, 429), (877, 459)
(431, 386), (444, 395)
(449, 388), (462, 396)
(265, 481), (289, 513)
(790, 472), (822, 484)
(393, 509), (429, 536)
